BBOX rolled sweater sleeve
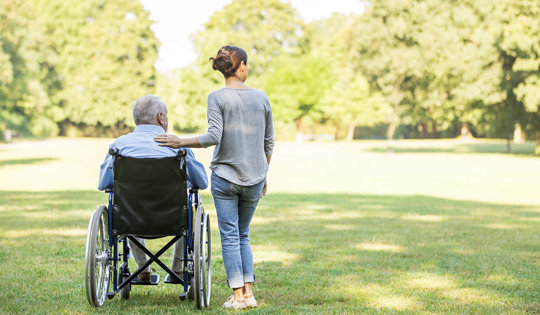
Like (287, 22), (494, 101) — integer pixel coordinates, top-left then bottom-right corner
(197, 93), (222, 148)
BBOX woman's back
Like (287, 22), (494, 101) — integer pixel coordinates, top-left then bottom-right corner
(197, 87), (274, 186)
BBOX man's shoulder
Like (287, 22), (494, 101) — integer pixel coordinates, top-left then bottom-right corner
(110, 132), (138, 147)
(111, 133), (180, 158)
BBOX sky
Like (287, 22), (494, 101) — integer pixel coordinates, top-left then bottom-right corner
(139, 0), (364, 72)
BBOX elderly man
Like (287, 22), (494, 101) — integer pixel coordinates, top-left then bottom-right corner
(98, 95), (208, 283)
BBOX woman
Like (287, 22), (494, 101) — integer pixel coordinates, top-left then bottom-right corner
(155, 45), (274, 310)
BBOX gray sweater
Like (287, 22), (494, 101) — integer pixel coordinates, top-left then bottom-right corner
(197, 88), (274, 186)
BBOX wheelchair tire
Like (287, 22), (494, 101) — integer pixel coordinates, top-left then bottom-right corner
(84, 205), (111, 307)
(193, 206), (211, 309)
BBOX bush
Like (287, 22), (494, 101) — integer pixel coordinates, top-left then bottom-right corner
(29, 117), (59, 137)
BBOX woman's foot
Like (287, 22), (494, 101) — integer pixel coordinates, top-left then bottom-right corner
(222, 295), (246, 310)
(244, 294), (257, 308)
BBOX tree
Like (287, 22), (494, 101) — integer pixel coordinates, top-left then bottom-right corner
(0, 1), (55, 139)
(343, 1), (429, 139)
(28, 0), (159, 136)
(262, 54), (332, 140)
(495, 0), (540, 154)
(192, 0), (307, 78)
(321, 70), (389, 140)
(341, 0), (508, 140)
(155, 67), (218, 133)
(170, 0), (311, 136)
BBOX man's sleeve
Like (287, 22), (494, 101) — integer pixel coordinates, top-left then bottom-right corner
(97, 152), (114, 191)
(184, 149), (208, 190)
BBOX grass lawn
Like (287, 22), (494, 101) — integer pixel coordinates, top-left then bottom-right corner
(0, 138), (539, 314)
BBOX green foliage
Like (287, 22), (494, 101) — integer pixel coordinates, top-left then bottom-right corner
(312, 0), (538, 149)
(193, 0), (307, 76)
(0, 0), (158, 139)
(1, 0), (539, 150)
(342, 1), (502, 137)
(163, 0), (311, 135)
(321, 70), (390, 139)
(262, 54), (332, 126)
(496, 0), (540, 136)
(34, 0), (159, 132)
(156, 67), (219, 133)
(0, 1), (52, 136)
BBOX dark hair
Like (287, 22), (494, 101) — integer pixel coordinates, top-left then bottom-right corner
(209, 45), (248, 78)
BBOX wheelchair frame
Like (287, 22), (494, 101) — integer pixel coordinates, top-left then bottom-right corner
(84, 149), (211, 309)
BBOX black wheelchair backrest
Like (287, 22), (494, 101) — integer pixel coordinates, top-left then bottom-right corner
(111, 150), (188, 237)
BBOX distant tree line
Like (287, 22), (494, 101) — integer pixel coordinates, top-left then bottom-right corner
(1, 0), (539, 154)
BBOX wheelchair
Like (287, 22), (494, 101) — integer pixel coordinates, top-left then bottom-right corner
(84, 149), (211, 308)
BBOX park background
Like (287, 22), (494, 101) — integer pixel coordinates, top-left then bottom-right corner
(1, 0), (540, 152)
(0, 0), (539, 313)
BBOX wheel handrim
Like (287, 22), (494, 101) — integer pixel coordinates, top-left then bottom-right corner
(194, 208), (202, 308)
(202, 213), (211, 305)
(96, 209), (110, 305)
(85, 206), (111, 307)
(194, 206), (211, 308)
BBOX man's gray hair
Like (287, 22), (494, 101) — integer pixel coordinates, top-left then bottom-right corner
(132, 95), (166, 125)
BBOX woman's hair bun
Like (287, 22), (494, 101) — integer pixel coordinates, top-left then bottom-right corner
(210, 54), (234, 76)
(209, 45), (247, 78)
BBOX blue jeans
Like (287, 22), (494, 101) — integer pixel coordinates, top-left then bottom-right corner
(211, 173), (265, 288)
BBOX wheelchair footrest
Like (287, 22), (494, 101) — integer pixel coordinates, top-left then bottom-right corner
(164, 273), (183, 284)
(131, 274), (160, 285)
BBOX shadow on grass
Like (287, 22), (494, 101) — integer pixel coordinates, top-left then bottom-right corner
(367, 142), (536, 156)
(252, 193), (540, 313)
(0, 157), (58, 168)
(0, 191), (538, 313)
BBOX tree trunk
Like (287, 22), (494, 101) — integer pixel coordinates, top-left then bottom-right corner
(294, 117), (303, 142)
(418, 123), (428, 138)
(346, 123), (355, 141)
(535, 130), (540, 156)
(460, 122), (472, 139)
(386, 122), (397, 154)
(513, 122), (524, 144)
(387, 122), (397, 140)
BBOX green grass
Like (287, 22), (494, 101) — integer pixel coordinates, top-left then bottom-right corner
(0, 138), (539, 314)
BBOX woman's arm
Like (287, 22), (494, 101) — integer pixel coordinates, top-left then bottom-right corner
(154, 134), (203, 148)
(155, 93), (221, 149)
(261, 154), (272, 197)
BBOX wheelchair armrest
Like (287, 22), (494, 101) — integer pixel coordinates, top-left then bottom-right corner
(109, 147), (119, 156)
(177, 149), (186, 157)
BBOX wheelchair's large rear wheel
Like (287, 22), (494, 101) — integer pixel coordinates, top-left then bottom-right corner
(193, 205), (211, 309)
(85, 205), (111, 307)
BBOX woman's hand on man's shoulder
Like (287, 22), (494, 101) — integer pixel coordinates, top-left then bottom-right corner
(154, 133), (182, 148)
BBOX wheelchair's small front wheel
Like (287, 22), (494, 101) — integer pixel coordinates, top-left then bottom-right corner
(193, 205), (211, 309)
(85, 205), (111, 307)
